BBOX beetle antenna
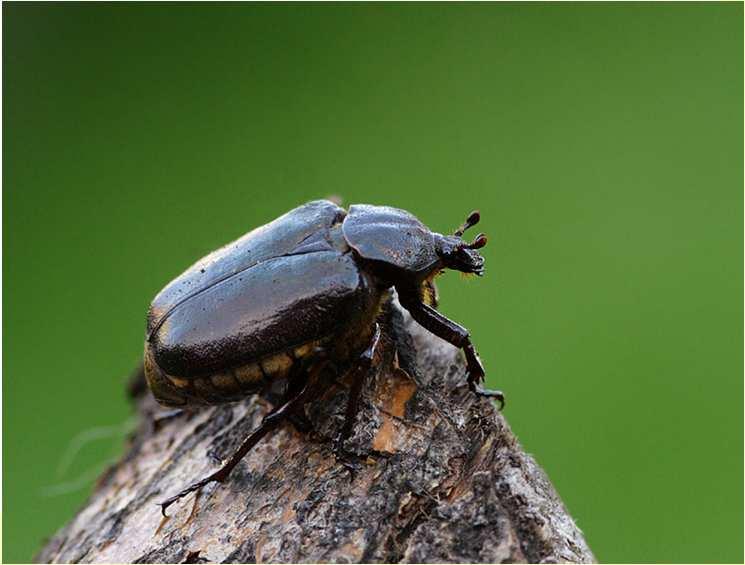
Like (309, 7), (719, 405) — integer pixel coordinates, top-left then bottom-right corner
(466, 233), (487, 249)
(453, 210), (480, 237)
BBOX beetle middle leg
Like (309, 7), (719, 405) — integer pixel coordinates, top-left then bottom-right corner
(284, 361), (315, 434)
(340, 322), (382, 441)
(330, 323), (381, 473)
(398, 293), (505, 409)
(158, 360), (327, 516)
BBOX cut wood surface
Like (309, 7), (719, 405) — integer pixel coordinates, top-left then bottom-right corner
(37, 305), (595, 564)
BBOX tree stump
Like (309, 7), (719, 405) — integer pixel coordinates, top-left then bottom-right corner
(37, 304), (595, 564)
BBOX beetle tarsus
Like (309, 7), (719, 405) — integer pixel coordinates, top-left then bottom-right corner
(159, 469), (228, 517)
(463, 343), (486, 382)
(462, 344), (505, 409)
(468, 381), (506, 411)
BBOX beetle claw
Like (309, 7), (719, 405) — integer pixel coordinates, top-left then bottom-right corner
(158, 475), (212, 517)
(158, 459), (237, 516)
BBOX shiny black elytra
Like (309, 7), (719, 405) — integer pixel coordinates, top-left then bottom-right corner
(144, 200), (503, 515)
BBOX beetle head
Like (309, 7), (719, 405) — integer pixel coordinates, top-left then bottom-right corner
(434, 210), (487, 276)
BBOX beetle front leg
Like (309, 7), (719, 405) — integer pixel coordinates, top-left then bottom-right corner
(398, 293), (505, 410)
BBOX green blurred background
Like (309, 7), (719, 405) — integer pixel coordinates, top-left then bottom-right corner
(4, 3), (742, 562)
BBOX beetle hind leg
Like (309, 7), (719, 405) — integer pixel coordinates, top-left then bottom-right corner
(158, 360), (327, 516)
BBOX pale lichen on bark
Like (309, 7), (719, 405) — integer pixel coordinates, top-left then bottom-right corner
(37, 305), (595, 564)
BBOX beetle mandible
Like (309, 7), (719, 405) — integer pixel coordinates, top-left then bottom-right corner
(144, 200), (503, 515)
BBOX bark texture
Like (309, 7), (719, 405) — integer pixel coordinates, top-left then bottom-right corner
(37, 305), (594, 564)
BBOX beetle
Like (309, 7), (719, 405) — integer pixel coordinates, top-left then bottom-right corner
(145, 200), (503, 515)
